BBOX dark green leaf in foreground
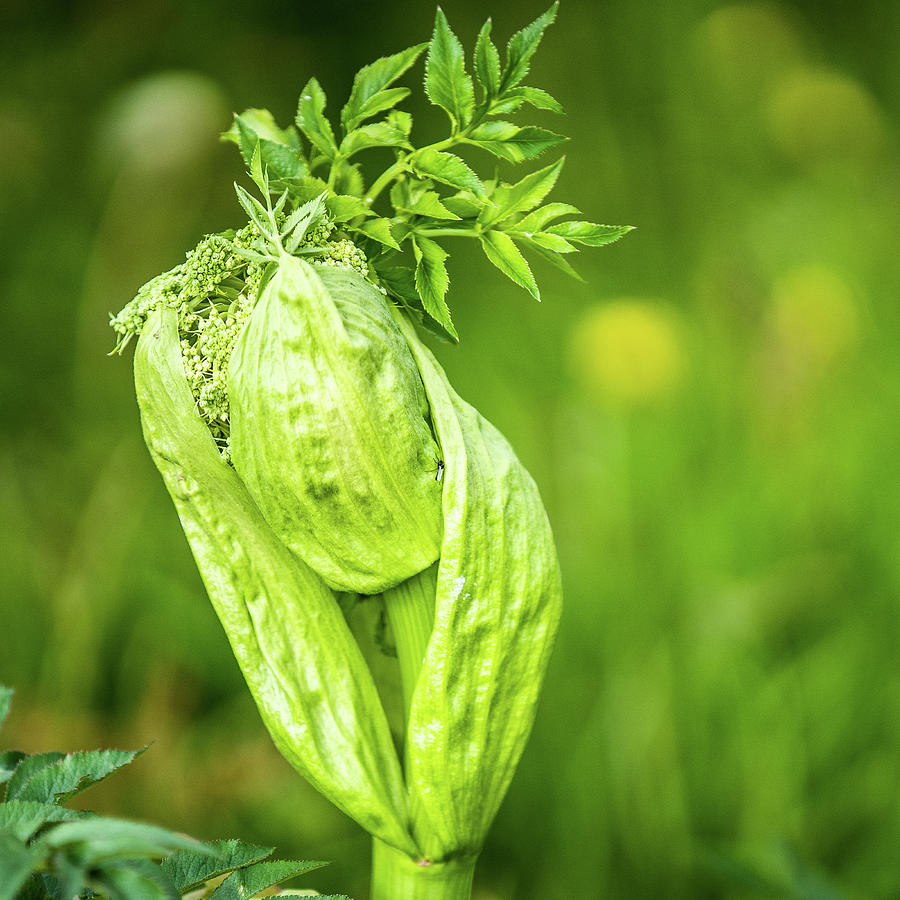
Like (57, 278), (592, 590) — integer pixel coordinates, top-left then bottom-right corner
(545, 221), (636, 246)
(0, 831), (43, 900)
(15, 748), (147, 804)
(208, 859), (329, 900)
(295, 78), (338, 159)
(92, 858), (179, 900)
(480, 231), (540, 299)
(161, 839), (273, 892)
(410, 149), (486, 198)
(500, 2), (560, 92)
(426, 9), (475, 129)
(6, 754), (65, 802)
(11, 873), (51, 900)
(465, 121), (566, 162)
(412, 236), (456, 340)
(341, 43), (428, 132)
(43, 818), (215, 865)
(0, 801), (88, 841)
(0, 751), (26, 787)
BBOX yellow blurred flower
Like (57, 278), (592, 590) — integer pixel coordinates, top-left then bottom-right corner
(766, 68), (886, 165)
(569, 300), (686, 405)
(769, 266), (859, 373)
(97, 71), (230, 172)
(694, 3), (806, 97)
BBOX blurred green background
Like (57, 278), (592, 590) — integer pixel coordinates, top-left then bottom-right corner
(1, 0), (899, 896)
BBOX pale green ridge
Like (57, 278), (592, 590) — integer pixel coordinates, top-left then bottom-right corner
(395, 310), (563, 860)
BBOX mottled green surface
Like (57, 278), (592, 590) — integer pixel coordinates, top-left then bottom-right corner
(1, 1), (899, 897)
(229, 260), (442, 594)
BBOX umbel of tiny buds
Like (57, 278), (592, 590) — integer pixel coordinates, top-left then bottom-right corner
(134, 258), (562, 899)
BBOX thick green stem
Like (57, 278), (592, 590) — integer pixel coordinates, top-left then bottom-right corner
(382, 563), (437, 716)
(371, 838), (477, 900)
(382, 564), (438, 852)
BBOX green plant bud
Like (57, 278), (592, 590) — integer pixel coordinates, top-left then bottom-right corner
(228, 255), (443, 594)
(134, 307), (419, 857)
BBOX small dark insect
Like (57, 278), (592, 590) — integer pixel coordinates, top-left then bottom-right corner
(434, 460), (445, 483)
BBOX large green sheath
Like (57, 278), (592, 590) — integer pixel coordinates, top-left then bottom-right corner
(397, 312), (563, 860)
(229, 258), (442, 595)
(135, 308), (417, 857)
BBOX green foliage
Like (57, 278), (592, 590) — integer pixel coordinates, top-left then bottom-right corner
(108, 2), (630, 475)
(111, 2), (630, 379)
(3, 0), (899, 897)
(0, 689), (344, 900)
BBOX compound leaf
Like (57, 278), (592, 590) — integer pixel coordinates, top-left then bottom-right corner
(410, 149), (485, 199)
(545, 221), (635, 246)
(425, 9), (475, 128)
(479, 231), (540, 299)
(161, 839), (272, 893)
(474, 20), (501, 98)
(479, 157), (565, 227)
(208, 859), (329, 900)
(341, 43), (427, 132)
(15, 748), (147, 805)
(501, 2), (559, 92)
(295, 78), (338, 159)
(412, 236), (457, 340)
(465, 122), (566, 163)
(339, 121), (411, 158)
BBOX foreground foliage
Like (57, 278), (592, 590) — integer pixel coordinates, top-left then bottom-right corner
(0, 688), (348, 900)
